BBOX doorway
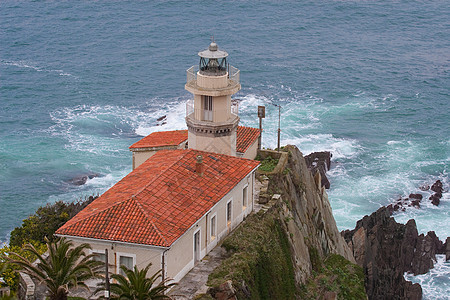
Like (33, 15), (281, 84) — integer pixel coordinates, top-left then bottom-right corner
(194, 230), (200, 263)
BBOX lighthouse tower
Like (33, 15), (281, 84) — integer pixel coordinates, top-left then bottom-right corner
(185, 41), (241, 156)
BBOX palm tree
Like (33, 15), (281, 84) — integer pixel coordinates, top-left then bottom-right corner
(98, 263), (175, 300)
(4, 237), (104, 300)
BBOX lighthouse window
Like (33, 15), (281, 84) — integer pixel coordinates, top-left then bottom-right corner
(203, 96), (213, 121)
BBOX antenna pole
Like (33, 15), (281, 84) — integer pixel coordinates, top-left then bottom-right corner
(105, 249), (110, 300)
(277, 105), (281, 152)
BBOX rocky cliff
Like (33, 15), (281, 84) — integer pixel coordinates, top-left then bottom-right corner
(342, 207), (448, 300)
(206, 145), (361, 299)
(270, 145), (355, 282)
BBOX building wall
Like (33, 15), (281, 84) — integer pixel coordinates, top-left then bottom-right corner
(63, 170), (256, 285)
(196, 72), (228, 89)
(188, 129), (236, 156)
(131, 141), (187, 169)
(241, 139), (259, 160)
(165, 171), (255, 282)
(65, 237), (164, 283)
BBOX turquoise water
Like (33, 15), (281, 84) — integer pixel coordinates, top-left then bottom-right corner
(1, 1), (449, 297)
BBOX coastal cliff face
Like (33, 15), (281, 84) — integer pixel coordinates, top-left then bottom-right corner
(270, 145), (355, 282)
(342, 207), (448, 300)
(207, 145), (361, 299)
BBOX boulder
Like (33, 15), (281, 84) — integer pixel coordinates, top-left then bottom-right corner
(409, 194), (423, 200)
(431, 180), (443, 193)
(67, 173), (100, 186)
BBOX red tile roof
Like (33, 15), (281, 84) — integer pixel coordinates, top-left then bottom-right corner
(129, 126), (260, 153)
(129, 130), (188, 149)
(56, 149), (259, 247)
(236, 126), (260, 153)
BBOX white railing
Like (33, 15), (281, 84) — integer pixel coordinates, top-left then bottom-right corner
(186, 65), (240, 85)
(186, 66), (197, 84)
(186, 99), (239, 121)
(229, 65), (240, 84)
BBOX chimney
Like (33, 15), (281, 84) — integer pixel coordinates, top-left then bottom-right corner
(196, 155), (204, 176)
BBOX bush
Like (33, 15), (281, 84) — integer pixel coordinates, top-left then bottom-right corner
(258, 156), (279, 173)
(9, 197), (96, 247)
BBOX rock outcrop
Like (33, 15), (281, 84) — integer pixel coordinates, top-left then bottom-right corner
(304, 151), (332, 189)
(271, 146), (354, 283)
(429, 180), (443, 206)
(67, 173), (100, 186)
(342, 207), (447, 300)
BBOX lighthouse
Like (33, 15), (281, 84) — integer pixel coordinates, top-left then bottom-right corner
(185, 41), (241, 156)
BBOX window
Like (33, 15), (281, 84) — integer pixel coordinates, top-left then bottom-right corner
(226, 199), (232, 224)
(210, 215), (216, 240)
(203, 96), (213, 121)
(243, 185), (248, 209)
(92, 251), (106, 263)
(118, 255), (134, 276)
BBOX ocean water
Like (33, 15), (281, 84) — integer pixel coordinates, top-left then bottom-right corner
(1, 1), (448, 298)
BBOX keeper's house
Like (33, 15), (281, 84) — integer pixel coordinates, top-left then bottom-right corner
(56, 41), (261, 283)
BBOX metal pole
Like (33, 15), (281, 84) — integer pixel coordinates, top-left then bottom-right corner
(258, 116), (262, 150)
(277, 105), (281, 152)
(105, 249), (110, 300)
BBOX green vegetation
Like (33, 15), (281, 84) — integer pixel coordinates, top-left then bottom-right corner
(96, 263), (175, 300)
(1, 197), (95, 292)
(208, 210), (296, 299)
(0, 241), (46, 291)
(3, 237), (104, 300)
(257, 156), (279, 173)
(10, 198), (95, 247)
(300, 251), (366, 300)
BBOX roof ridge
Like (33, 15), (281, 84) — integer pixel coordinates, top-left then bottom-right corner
(131, 197), (169, 246)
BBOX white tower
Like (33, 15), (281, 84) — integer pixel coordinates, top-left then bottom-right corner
(185, 42), (241, 156)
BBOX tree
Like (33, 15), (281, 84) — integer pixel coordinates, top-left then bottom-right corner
(3, 237), (103, 300)
(98, 263), (176, 300)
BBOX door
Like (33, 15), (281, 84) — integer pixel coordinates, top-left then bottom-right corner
(194, 231), (200, 263)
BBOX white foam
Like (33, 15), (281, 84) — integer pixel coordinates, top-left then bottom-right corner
(134, 100), (187, 136)
(405, 255), (450, 300)
(282, 134), (361, 159)
(1, 59), (75, 77)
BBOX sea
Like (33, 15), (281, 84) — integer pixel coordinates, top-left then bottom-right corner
(1, 1), (449, 298)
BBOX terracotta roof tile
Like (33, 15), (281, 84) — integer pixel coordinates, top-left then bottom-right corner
(236, 126), (260, 153)
(56, 149), (259, 247)
(130, 126), (260, 153)
(129, 130), (188, 149)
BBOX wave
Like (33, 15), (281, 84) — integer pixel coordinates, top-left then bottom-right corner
(1, 59), (74, 77)
(405, 255), (450, 300)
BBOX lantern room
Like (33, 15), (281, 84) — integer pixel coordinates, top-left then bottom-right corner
(198, 42), (228, 76)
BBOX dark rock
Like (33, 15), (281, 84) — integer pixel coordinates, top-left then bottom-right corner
(445, 237), (450, 261)
(409, 194), (423, 200)
(156, 115), (166, 122)
(431, 180), (443, 193)
(305, 151), (332, 189)
(343, 207), (446, 300)
(429, 193), (441, 206)
(67, 173), (100, 186)
(411, 200), (421, 208)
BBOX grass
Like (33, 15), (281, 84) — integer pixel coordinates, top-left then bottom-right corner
(299, 251), (366, 300)
(257, 156), (279, 172)
(208, 210), (296, 299)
